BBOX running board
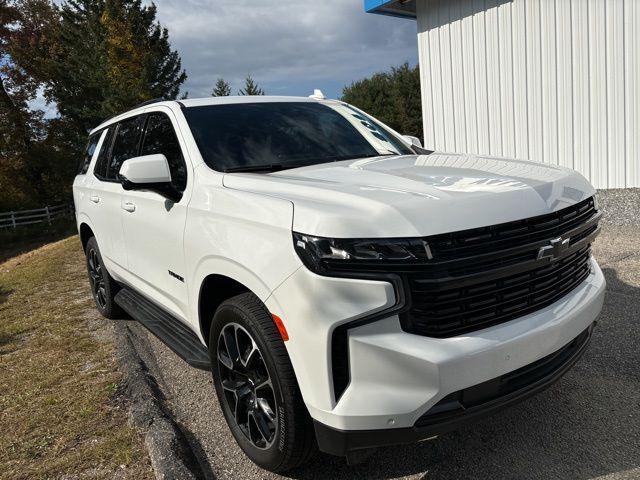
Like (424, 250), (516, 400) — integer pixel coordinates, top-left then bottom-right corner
(115, 287), (211, 370)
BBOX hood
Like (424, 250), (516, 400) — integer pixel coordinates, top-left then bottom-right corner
(221, 153), (596, 238)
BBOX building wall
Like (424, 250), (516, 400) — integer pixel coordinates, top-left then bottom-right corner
(416, 0), (640, 188)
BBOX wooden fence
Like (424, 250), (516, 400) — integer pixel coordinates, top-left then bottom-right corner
(0, 204), (75, 230)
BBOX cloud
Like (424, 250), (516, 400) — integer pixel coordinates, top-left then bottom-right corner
(152, 0), (418, 99)
(27, 87), (58, 119)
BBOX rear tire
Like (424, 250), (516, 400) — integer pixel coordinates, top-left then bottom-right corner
(85, 237), (123, 319)
(209, 292), (316, 472)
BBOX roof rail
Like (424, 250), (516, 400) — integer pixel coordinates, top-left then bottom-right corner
(131, 97), (167, 109)
(95, 98), (171, 131)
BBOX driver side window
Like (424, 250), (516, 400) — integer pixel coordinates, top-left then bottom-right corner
(141, 113), (188, 192)
(107, 115), (145, 181)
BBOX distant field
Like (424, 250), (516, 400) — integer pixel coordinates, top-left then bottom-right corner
(0, 236), (151, 479)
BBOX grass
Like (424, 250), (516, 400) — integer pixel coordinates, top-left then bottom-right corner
(0, 236), (152, 479)
(0, 218), (78, 264)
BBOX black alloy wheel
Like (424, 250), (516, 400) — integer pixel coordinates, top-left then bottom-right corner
(88, 246), (107, 310)
(84, 236), (123, 319)
(209, 292), (316, 472)
(217, 322), (278, 449)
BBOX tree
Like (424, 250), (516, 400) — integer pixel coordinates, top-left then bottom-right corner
(238, 75), (264, 96)
(0, 0), (25, 209)
(0, 0), (48, 151)
(0, 0), (59, 209)
(341, 63), (423, 140)
(46, 0), (187, 135)
(211, 77), (231, 97)
(0, 0), (188, 210)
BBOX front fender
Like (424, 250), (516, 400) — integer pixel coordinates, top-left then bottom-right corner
(184, 173), (301, 342)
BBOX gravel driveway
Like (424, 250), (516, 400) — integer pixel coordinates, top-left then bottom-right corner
(125, 189), (640, 479)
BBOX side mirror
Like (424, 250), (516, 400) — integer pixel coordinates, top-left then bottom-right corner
(119, 154), (181, 202)
(404, 135), (423, 148)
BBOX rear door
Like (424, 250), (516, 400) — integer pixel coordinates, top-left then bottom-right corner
(73, 130), (105, 223)
(90, 115), (145, 274)
(120, 108), (192, 320)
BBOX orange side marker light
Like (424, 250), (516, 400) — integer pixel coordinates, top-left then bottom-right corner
(271, 314), (289, 341)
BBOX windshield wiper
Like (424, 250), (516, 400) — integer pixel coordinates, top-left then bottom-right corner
(223, 152), (401, 173)
(223, 163), (298, 173)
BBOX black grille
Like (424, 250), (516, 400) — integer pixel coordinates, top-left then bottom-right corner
(425, 196), (598, 261)
(329, 197), (600, 402)
(401, 197), (600, 338)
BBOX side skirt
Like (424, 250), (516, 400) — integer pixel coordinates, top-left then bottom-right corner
(114, 287), (211, 370)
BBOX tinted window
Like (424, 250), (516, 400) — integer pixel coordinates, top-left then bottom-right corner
(183, 102), (411, 172)
(78, 132), (101, 175)
(141, 113), (187, 191)
(93, 127), (114, 179)
(107, 115), (145, 180)
(341, 104), (412, 155)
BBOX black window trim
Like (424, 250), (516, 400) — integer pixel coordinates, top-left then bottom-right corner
(93, 114), (147, 183)
(91, 109), (189, 189)
(105, 114), (147, 182)
(140, 110), (189, 193)
(93, 124), (117, 182)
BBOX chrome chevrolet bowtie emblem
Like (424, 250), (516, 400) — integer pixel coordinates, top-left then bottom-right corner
(537, 236), (570, 261)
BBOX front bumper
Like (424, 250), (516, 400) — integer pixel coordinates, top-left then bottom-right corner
(266, 258), (605, 450)
(313, 322), (594, 457)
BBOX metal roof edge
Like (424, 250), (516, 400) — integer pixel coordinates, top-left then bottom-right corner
(364, 0), (416, 19)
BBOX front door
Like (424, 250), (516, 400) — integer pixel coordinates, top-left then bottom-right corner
(120, 108), (192, 321)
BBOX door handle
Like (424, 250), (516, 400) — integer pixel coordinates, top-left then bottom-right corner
(122, 202), (136, 213)
(90, 195), (100, 203)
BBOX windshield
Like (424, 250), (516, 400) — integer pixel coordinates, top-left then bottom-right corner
(182, 102), (413, 172)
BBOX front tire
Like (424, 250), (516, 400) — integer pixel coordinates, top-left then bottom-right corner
(85, 237), (123, 319)
(209, 293), (316, 472)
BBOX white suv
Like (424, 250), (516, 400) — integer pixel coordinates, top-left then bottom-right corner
(73, 95), (605, 472)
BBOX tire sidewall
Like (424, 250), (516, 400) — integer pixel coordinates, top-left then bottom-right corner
(209, 302), (289, 471)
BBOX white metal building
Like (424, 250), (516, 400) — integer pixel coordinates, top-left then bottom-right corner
(366, 0), (640, 188)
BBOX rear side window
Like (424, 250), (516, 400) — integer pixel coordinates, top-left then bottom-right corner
(93, 127), (114, 179)
(107, 115), (145, 180)
(78, 132), (101, 175)
(141, 113), (187, 192)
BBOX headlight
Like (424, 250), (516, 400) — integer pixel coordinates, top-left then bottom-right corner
(292, 232), (431, 274)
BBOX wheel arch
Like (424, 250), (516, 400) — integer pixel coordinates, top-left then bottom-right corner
(198, 273), (262, 346)
(79, 222), (95, 252)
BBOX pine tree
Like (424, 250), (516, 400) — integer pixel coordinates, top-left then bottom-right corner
(211, 77), (231, 97)
(0, 0), (187, 209)
(238, 75), (264, 96)
(49, 0), (187, 133)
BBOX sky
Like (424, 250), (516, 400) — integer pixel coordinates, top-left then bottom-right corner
(30, 0), (418, 114)
(152, 0), (418, 99)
